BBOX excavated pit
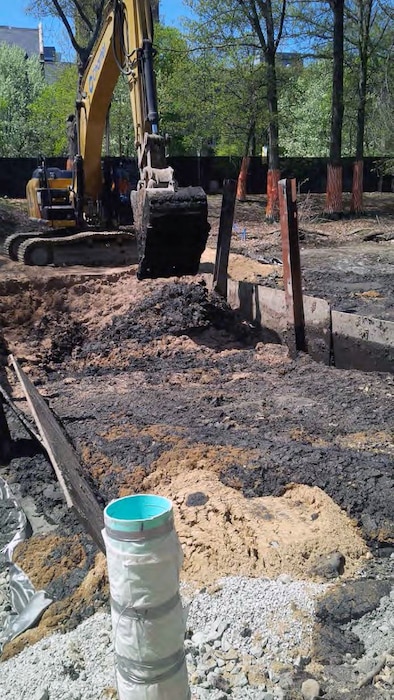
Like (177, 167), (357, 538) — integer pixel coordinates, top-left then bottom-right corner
(0, 271), (393, 664)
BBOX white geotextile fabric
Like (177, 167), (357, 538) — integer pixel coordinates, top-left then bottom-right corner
(103, 527), (190, 700)
(115, 660), (190, 700)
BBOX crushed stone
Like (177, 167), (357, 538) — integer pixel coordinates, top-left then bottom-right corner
(0, 576), (326, 700)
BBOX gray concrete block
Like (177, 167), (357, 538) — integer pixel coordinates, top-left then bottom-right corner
(332, 311), (394, 373)
(303, 294), (331, 365)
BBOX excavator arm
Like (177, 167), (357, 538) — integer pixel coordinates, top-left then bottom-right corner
(75, 0), (158, 207)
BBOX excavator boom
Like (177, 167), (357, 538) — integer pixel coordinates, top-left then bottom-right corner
(6, 0), (209, 277)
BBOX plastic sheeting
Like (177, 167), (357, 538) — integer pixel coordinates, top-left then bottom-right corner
(103, 495), (190, 700)
(0, 477), (52, 651)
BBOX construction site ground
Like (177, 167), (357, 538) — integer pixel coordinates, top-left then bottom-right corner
(0, 193), (393, 698)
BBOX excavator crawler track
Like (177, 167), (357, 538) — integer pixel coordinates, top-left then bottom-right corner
(132, 186), (210, 280)
(17, 231), (139, 267)
(3, 232), (44, 261)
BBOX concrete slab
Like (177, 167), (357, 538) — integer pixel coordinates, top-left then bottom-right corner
(227, 280), (332, 362)
(209, 272), (392, 372)
(303, 295), (332, 365)
(332, 311), (394, 373)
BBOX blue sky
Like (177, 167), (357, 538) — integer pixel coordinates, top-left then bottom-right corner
(0, 1), (194, 53)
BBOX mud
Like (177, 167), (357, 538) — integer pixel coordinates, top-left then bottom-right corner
(312, 578), (394, 665)
(301, 244), (394, 322)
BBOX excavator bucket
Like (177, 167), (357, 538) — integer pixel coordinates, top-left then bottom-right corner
(132, 186), (210, 280)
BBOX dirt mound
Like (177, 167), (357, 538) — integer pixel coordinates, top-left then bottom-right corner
(82, 281), (262, 356)
(1, 278), (264, 374)
(144, 453), (368, 583)
(108, 282), (225, 340)
(220, 443), (394, 548)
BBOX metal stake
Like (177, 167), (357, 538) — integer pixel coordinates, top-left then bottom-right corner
(279, 178), (306, 354)
(213, 179), (237, 299)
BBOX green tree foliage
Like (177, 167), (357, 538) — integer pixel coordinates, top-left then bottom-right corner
(366, 52), (394, 156)
(106, 75), (136, 156)
(6, 0), (394, 163)
(0, 43), (45, 156)
(105, 22), (268, 158)
(186, 0), (286, 170)
(213, 57), (268, 157)
(288, 0), (394, 160)
(29, 64), (78, 156)
(154, 25), (220, 155)
(279, 60), (331, 157)
(346, 1), (394, 157)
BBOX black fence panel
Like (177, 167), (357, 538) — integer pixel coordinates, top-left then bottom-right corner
(0, 157), (69, 198)
(0, 156), (392, 198)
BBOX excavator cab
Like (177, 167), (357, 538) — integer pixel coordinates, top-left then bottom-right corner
(26, 164), (75, 228)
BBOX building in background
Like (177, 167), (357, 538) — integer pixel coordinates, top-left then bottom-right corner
(0, 24), (61, 82)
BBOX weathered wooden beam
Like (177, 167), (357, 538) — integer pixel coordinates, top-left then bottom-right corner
(278, 178), (307, 354)
(0, 384), (43, 447)
(10, 356), (105, 552)
(0, 394), (12, 464)
(213, 179), (237, 299)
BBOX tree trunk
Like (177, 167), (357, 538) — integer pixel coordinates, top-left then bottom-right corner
(325, 164), (343, 215)
(266, 169), (281, 220)
(351, 160), (364, 214)
(265, 50), (280, 220)
(236, 156), (250, 201)
(236, 0), (284, 219)
(325, 0), (344, 216)
(350, 0), (372, 215)
(236, 120), (255, 201)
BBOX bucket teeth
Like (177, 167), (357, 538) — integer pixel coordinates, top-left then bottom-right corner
(132, 187), (210, 280)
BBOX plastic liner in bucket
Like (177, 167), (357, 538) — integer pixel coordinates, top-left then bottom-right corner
(103, 494), (190, 700)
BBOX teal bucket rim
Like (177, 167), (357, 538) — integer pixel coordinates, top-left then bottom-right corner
(104, 493), (173, 529)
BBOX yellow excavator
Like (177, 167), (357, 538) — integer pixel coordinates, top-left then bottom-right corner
(4, 0), (209, 279)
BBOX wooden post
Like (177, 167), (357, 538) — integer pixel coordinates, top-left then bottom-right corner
(278, 178), (306, 354)
(213, 179), (237, 299)
(10, 356), (105, 552)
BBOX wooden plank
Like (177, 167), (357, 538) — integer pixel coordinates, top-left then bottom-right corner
(0, 384), (44, 447)
(213, 179), (237, 299)
(10, 356), (105, 552)
(278, 178), (306, 354)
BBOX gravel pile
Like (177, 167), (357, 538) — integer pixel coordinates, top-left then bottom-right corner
(0, 576), (327, 700)
(184, 576), (326, 700)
